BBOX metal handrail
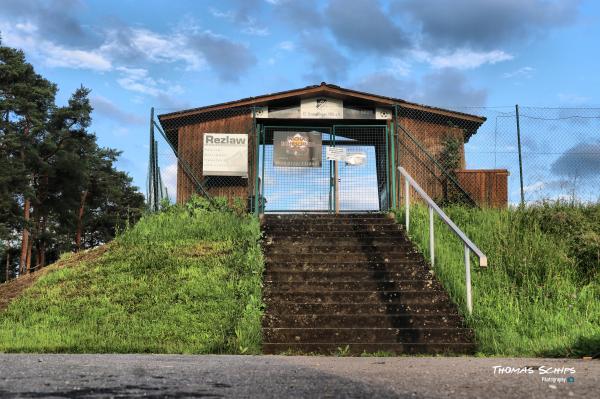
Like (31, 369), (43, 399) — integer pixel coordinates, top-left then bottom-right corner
(398, 167), (488, 314)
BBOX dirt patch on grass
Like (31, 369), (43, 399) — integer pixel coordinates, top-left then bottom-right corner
(0, 244), (110, 312)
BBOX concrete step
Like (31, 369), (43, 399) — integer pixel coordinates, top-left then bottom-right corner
(265, 260), (429, 272)
(264, 230), (408, 239)
(264, 225), (404, 234)
(263, 219), (397, 228)
(263, 280), (442, 292)
(263, 243), (414, 254)
(264, 269), (434, 282)
(263, 237), (411, 247)
(265, 252), (423, 263)
(262, 327), (474, 344)
(263, 214), (388, 221)
(262, 342), (477, 355)
(264, 290), (450, 305)
(264, 302), (458, 315)
(263, 313), (465, 328)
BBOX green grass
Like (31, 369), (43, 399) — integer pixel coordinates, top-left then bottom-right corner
(396, 201), (600, 357)
(0, 196), (264, 354)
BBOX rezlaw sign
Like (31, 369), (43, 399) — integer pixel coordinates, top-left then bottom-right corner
(203, 133), (248, 177)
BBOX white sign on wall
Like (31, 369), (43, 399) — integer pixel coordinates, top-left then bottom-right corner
(203, 133), (248, 177)
(255, 106), (268, 118)
(326, 146), (347, 161)
(301, 97), (343, 119)
(376, 107), (392, 120)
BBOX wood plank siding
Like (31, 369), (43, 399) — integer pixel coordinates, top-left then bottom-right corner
(455, 169), (509, 208)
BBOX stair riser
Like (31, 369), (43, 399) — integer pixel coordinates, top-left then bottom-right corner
(263, 221), (397, 229)
(263, 238), (411, 246)
(263, 314), (464, 328)
(262, 343), (476, 355)
(265, 231), (407, 239)
(266, 253), (423, 263)
(263, 281), (440, 292)
(265, 270), (433, 281)
(265, 292), (449, 305)
(264, 226), (403, 234)
(263, 244), (414, 254)
(263, 328), (474, 344)
(265, 303), (458, 315)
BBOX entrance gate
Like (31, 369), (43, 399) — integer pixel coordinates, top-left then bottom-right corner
(257, 124), (392, 213)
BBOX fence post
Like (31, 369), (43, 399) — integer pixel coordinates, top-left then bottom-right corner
(253, 109), (260, 216)
(405, 178), (410, 232)
(429, 206), (434, 267)
(465, 244), (472, 314)
(148, 106), (158, 212)
(261, 125), (266, 215)
(515, 104), (525, 206)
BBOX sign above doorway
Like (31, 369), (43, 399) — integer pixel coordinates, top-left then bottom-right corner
(255, 97), (392, 120)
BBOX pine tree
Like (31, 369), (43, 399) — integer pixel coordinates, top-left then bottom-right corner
(0, 38), (56, 273)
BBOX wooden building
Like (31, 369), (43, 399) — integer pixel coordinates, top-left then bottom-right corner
(158, 83), (508, 210)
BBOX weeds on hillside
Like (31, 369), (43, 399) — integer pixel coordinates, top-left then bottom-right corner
(0, 196), (264, 354)
(396, 201), (600, 357)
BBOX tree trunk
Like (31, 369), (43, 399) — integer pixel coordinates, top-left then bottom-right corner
(38, 214), (47, 269)
(5, 251), (9, 282)
(26, 236), (33, 273)
(20, 197), (30, 274)
(20, 122), (31, 274)
(76, 190), (88, 251)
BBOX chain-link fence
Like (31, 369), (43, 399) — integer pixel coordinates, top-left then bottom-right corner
(149, 104), (600, 213)
(149, 106), (259, 212)
(456, 106), (600, 204)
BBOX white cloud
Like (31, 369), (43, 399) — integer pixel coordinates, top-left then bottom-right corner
(414, 48), (513, 70)
(242, 25), (270, 36)
(523, 181), (545, 193)
(387, 57), (411, 77)
(278, 41), (295, 51)
(1, 22), (112, 71)
(116, 67), (183, 98)
(100, 28), (204, 71)
(558, 93), (591, 105)
(503, 66), (535, 79)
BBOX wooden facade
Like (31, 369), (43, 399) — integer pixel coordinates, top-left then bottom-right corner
(455, 169), (509, 208)
(160, 83), (509, 209)
(176, 113), (254, 204)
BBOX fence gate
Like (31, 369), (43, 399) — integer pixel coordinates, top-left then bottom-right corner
(258, 124), (390, 213)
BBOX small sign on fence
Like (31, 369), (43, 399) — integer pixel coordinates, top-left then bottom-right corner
(326, 146), (347, 161)
(273, 131), (322, 167)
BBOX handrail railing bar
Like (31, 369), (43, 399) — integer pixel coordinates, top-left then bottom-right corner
(399, 167), (487, 267)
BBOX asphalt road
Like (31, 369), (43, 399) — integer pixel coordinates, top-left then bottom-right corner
(0, 355), (598, 398)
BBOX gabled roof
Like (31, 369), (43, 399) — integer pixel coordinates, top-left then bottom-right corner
(158, 82), (486, 125)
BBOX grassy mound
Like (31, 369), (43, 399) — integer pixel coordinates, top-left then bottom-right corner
(0, 197), (264, 354)
(398, 201), (600, 357)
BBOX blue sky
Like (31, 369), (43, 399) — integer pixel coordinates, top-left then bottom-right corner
(1, 0), (599, 201)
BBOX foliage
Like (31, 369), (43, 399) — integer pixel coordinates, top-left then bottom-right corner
(436, 133), (464, 205)
(0, 196), (265, 354)
(0, 40), (144, 280)
(396, 202), (600, 357)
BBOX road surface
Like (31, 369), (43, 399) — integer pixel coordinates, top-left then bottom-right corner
(0, 355), (598, 398)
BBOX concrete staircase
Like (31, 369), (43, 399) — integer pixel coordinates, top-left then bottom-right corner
(261, 213), (476, 355)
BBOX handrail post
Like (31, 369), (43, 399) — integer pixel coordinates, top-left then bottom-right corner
(429, 206), (434, 267)
(404, 178), (410, 232)
(464, 244), (472, 314)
